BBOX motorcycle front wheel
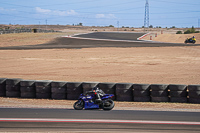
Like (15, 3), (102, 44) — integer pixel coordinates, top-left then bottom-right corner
(73, 100), (84, 110)
(102, 99), (115, 110)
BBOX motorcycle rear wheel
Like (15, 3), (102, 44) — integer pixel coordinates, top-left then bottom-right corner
(74, 100), (84, 110)
(102, 99), (115, 110)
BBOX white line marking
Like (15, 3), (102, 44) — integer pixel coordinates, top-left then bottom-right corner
(0, 118), (200, 125)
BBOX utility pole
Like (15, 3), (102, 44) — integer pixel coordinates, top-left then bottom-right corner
(144, 0), (149, 31)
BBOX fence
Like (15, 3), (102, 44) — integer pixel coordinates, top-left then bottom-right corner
(0, 78), (200, 104)
(0, 29), (60, 34)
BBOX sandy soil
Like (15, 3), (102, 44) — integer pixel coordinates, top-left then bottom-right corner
(0, 32), (77, 47)
(1, 97), (200, 112)
(143, 33), (200, 44)
(0, 46), (200, 84)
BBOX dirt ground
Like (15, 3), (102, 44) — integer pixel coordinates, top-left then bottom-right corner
(1, 97), (200, 112)
(143, 32), (200, 44)
(0, 46), (200, 84)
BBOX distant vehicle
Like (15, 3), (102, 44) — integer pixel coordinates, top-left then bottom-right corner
(73, 91), (115, 110)
(185, 36), (196, 44)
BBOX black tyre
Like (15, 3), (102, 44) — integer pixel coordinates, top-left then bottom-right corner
(82, 82), (98, 93)
(168, 84), (187, 91)
(36, 93), (51, 99)
(134, 90), (150, 97)
(151, 91), (168, 97)
(51, 93), (66, 100)
(6, 91), (20, 97)
(67, 82), (83, 94)
(0, 78), (7, 84)
(51, 81), (67, 87)
(21, 92), (36, 98)
(133, 84), (150, 91)
(150, 84), (169, 91)
(20, 80), (35, 87)
(134, 96), (151, 102)
(98, 82), (115, 94)
(188, 91), (200, 98)
(116, 95), (133, 101)
(36, 86), (51, 93)
(73, 100), (84, 110)
(102, 99), (115, 110)
(35, 80), (52, 87)
(51, 87), (66, 93)
(170, 97), (187, 103)
(169, 91), (187, 97)
(151, 97), (169, 102)
(6, 85), (20, 91)
(188, 85), (200, 91)
(20, 86), (35, 92)
(6, 78), (22, 85)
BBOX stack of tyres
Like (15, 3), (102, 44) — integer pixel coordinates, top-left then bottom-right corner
(67, 82), (82, 100)
(133, 84), (151, 102)
(188, 85), (200, 104)
(169, 84), (187, 103)
(98, 82), (116, 100)
(20, 80), (36, 98)
(115, 83), (133, 101)
(151, 84), (169, 102)
(0, 78), (7, 97)
(51, 81), (67, 100)
(82, 82), (99, 93)
(6, 78), (22, 97)
(35, 80), (52, 99)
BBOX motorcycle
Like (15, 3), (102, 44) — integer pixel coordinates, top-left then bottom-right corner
(185, 38), (196, 44)
(73, 92), (115, 110)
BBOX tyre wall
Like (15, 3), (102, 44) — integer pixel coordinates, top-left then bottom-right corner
(20, 80), (36, 98)
(168, 84), (187, 103)
(0, 78), (7, 97)
(150, 84), (169, 102)
(51, 81), (67, 100)
(35, 80), (52, 99)
(6, 78), (22, 97)
(1, 77), (200, 104)
(116, 83), (133, 101)
(133, 84), (150, 102)
(188, 85), (200, 104)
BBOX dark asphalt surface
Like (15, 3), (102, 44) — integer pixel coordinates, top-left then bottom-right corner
(74, 32), (145, 41)
(0, 32), (199, 50)
(0, 108), (200, 132)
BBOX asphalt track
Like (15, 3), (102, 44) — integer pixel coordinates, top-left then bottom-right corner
(0, 108), (200, 132)
(0, 32), (199, 50)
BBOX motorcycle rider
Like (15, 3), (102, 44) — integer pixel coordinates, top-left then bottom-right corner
(190, 36), (195, 41)
(92, 87), (105, 103)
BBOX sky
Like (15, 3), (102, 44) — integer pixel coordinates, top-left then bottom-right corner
(0, 0), (200, 28)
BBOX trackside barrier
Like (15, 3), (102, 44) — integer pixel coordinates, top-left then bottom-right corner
(169, 84), (187, 103)
(150, 84), (169, 102)
(1, 78), (200, 104)
(0, 78), (7, 97)
(6, 78), (22, 98)
(133, 84), (150, 102)
(188, 85), (200, 104)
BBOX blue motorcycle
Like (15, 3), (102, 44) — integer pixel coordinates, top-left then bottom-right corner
(73, 92), (115, 110)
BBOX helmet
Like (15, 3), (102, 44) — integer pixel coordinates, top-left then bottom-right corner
(193, 36), (195, 38)
(92, 87), (99, 92)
